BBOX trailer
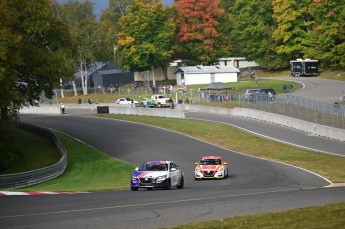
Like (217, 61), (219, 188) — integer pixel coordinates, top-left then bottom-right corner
(290, 59), (319, 77)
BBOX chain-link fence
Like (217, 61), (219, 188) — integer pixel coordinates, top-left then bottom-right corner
(179, 89), (345, 130)
(239, 94), (344, 130)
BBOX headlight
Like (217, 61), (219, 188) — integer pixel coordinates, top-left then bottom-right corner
(217, 167), (224, 172)
(156, 175), (167, 180)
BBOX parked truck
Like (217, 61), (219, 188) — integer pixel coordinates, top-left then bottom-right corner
(140, 94), (172, 108)
(290, 59), (319, 77)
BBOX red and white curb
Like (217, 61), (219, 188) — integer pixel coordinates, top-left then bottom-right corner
(0, 191), (88, 196)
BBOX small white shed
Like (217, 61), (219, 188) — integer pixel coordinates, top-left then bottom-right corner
(174, 66), (240, 86)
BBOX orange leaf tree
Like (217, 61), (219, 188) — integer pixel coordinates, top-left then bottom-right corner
(175, 0), (224, 65)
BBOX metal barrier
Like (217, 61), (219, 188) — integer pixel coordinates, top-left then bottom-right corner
(242, 94), (345, 130)
(184, 90), (345, 130)
(0, 123), (67, 189)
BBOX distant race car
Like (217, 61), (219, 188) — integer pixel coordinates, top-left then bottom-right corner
(130, 160), (184, 191)
(195, 156), (229, 179)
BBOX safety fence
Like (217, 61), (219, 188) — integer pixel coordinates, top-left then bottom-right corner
(0, 123), (67, 189)
(186, 90), (345, 130)
(242, 94), (345, 130)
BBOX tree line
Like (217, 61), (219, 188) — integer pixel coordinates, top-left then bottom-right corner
(0, 0), (344, 169)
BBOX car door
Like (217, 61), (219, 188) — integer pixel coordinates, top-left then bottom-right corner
(169, 162), (179, 186)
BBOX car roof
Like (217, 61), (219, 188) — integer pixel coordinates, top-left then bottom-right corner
(201, 156), (222, 160)
(144, 160), (171, 165)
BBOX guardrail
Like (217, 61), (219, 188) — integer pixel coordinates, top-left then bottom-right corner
(0, 123), (67, 189)
(182, 104), (345, 142)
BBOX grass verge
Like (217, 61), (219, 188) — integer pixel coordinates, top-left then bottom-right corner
(0, 128), (60, 174)
(162, 201), (345, 229)
(17, 131), (134, 192)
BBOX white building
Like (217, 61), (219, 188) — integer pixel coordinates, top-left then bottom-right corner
(217, 57), (259, 69)
(174, 66), (240, 86)
(134, 57), (257, 83)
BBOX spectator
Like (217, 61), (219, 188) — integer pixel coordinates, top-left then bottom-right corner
(178, 98), (183, 104)
(334, 100), (340, 115)
(88, 98), (93, 104)
(288, 84), (293, 93)
(268, 91), (273, 104)
(168, 97), (174, 109)
(283, 84), (287, 93)
(184, 97), (190, 103)
(60, 103), (65, 114)
(77, 98), (81, 104)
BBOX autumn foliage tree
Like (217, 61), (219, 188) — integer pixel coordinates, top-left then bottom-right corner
(272, 0), (312, 59)
(175, 0), (224, 65)
(0, 0), (72, 169)
(307, 0), (345, 68)
(116, 0), (175, 80)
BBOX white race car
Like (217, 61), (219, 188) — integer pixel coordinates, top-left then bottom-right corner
(195, 156), (229, 179)
(131, 161), (184, 191)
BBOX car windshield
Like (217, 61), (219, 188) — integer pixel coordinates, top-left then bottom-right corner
(199, 159), (221, 165)
(139, 163), (168, 171)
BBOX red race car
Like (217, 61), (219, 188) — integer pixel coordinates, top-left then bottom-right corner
(195, 156), (229, 179)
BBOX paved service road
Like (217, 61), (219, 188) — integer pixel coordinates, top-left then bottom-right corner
(271, 77), (345, 103)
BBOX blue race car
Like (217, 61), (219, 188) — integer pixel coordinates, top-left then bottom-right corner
(130, 161), (184, 191)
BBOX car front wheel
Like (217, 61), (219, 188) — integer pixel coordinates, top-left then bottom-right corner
(177, 176), (184, 189)
(165, 178), (171, 190)
(131, 187), (138, 191)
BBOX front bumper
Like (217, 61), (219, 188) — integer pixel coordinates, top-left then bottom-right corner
(195, 170), (225, 179)
(131, 177), (169, 189)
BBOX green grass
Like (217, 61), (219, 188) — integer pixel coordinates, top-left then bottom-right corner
(17, 131), (134, 192)
(163, 201), (345, 229)
(57, 79), (300, 104)
(0, 129), (60, 174)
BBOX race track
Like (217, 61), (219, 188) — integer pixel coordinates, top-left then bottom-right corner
(1, 114), (344, 229)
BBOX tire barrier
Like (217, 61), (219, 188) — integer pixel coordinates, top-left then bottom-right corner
(0, 123), (67, 189)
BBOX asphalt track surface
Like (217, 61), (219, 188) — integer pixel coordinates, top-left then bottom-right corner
(1, 77), (345, 229)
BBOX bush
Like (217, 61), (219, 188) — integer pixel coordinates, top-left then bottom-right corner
(0, 120), (18, 171)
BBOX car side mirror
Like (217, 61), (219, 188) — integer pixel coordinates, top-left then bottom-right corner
(223, 162), (228, 165)
(135, 167), (139, 171)
(195, 162), (198, 165)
